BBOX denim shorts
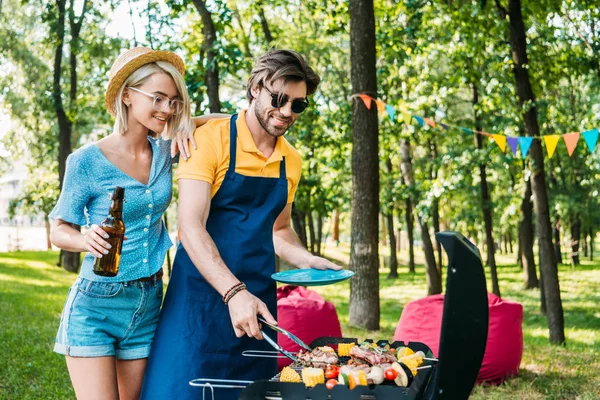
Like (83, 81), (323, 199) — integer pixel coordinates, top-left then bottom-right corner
(54, 274), (163, 360)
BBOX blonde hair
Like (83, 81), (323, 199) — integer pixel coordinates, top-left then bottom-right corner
(113, 61), (193, 139)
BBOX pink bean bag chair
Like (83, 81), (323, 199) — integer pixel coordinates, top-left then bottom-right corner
(276, 285), (342, 370)
(394, 293), (523, 384)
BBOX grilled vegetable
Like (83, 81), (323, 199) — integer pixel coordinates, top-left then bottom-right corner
(301, 367), (325, 387)
(325, 379), (338, 390)
(357, 370), (368, 386)
(399, 352), (424, 376)
(367, 365), (384, 385)
(391, 362), (413, 387)
(337, 342), (356, 357)
(384, 368), (398, 381)
(280, 367), (302, 383)
(325, 364), (340, 379)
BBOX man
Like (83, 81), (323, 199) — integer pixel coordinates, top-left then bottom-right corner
(141, 49), (341, 399)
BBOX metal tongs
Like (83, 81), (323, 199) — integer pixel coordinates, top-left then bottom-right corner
(241, 316), (312, 363)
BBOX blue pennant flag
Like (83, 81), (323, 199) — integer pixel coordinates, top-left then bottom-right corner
(518, 136), (534, 159)
(461, 127), (472, 134)
(582, 129), (599, 152)
(385, 105), (396, 122)
(413, 116), (425, 127)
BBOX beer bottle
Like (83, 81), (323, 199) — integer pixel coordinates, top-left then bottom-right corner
(93, 187), (126, 277)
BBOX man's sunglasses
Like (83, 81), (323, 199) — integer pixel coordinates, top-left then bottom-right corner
(262, 86), (309, 114)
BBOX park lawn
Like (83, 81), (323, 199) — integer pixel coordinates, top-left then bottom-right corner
(1, 249), (599, 399)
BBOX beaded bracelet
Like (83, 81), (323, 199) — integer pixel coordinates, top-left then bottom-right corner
(223, 282), (247, 304)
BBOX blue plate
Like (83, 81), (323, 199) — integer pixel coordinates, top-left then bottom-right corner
(271, 269), (355, 286)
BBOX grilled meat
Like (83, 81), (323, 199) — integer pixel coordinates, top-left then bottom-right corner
(350, 344), (397, 365)
(296, 346), (339, 368)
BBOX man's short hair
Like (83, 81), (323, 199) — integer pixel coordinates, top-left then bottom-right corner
(246, 49), (320, 102)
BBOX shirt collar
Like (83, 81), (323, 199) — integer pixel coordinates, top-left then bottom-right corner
(237, 109), (290, 159)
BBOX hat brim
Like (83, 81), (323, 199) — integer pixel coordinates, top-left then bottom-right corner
(105, 50), (185, 117)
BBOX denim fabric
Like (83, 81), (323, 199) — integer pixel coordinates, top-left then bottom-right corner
(54, 275), (163, 359)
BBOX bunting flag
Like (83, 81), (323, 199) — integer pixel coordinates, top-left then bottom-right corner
(358, 94), (372, 110)
(507, 137), (519, 156)
(354, 93), (600, 160)
(376, 99), (386, 114)
(518, 137), (534, 160)
(582, 129), (599, 152)
(563, 132), (580, 156)
(424, 117), (437, 128)
(544, 135), (560, 159)
(491, 134), (507, 152)
(385, 104), (396, 121)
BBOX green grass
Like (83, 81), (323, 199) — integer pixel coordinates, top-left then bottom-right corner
(0, 251), (75, 399)
(1, 248), (599, 399)
(311, 243), (600, 399)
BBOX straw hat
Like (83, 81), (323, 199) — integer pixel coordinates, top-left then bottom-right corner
(105, 47), (185, 117)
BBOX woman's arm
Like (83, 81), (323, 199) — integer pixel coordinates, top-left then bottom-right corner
(50, 219), (111, 258)
(171, 113), (231, 159)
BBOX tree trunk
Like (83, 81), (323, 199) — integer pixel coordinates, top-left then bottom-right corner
(348, 0), (380, 330)
(400, 139), (441, 295)
(292, 208), (307, 247)
(45, 216), (52, 251)
(385, 158), (398, 278)
(405, 197), (415, 273)
(386, 212), (398, 278)
(498, 0), (565, 343)
(583, 232), (588, 258)
(52, 0), (82, 273)
(508, 231), (514, 254)
(191, 0), (221, 113)
(472, 82), (500, 296)
(520, 177), (538, 289)
(380, 213), (387, 247)
(307, 210), (316, 254)
(516, 230), (522, 266)
(332, 209), (340, 243)
(257, 1), (274, 43)
(432, 197), (442, 271)
(590, 228), (596, 261)
(570, 216), (581, 266)
(316, 212), (323, 256)
(554, 216), (563, 264)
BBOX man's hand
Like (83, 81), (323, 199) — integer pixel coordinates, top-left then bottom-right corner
(227, 290), (277, 340)
(304, 255), (342, 271)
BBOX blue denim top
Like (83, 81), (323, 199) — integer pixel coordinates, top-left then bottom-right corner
(49, 136), (173, 282)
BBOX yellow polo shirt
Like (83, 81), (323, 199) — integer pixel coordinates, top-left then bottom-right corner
(177, 109), (302, 204)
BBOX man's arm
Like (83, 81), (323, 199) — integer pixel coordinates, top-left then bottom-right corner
(178, 179), (277, 339)
(273, 203), (341, 270)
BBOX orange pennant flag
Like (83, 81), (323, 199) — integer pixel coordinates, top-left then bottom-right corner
(375, 99), (386, 114)
(423, 118), (436, 128)
(563, 132), (580, 156)
(543, 135), (560, 159)
(358, 94), (372, 110)
(491, 134), (507, 152)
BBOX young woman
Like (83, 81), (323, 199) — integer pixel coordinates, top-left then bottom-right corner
(49, 47), (216, 400)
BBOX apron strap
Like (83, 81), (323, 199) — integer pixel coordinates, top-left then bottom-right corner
(279, 156), (286, 180)
(228, 114), (239, 173)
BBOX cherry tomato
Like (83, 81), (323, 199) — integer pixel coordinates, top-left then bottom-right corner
(325, 364), (340, 379)
(325, 379), (337, 390)
(384, 368), (398, 380)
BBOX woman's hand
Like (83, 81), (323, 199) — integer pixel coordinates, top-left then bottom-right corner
(81, 224), (112, 258)
(170, 129), (197, 161)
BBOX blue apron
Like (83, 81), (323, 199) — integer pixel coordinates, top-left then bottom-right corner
(141, 114), (288, 399)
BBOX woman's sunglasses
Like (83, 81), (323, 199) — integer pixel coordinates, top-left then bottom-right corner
(262, 86), (309, 114)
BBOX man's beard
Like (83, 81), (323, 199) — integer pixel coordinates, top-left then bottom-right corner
(254, 97), (293, 138)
